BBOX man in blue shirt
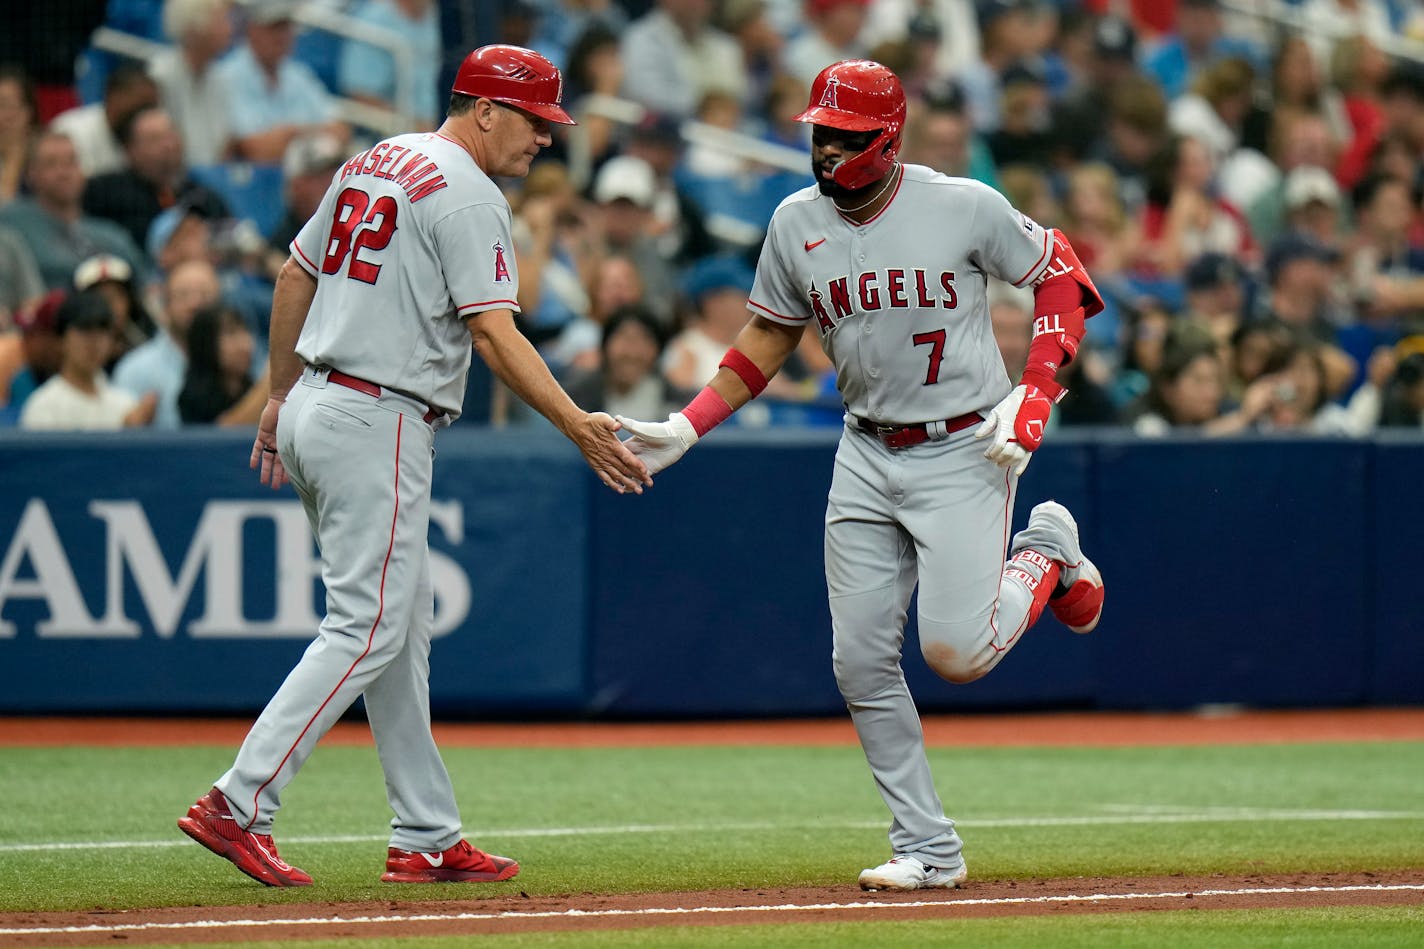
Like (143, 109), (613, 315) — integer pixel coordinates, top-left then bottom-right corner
(217, 0), (351, 162)
(338, 0), (442, 130)
(112, 258), (223, 428)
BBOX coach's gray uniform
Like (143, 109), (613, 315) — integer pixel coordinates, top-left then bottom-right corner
(749, 164), (1057, 868)
(216, 132), (519, 851)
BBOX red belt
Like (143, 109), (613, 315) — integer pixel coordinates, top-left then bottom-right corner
(327, 369), (442, 424)
(854, 411), (982, 449)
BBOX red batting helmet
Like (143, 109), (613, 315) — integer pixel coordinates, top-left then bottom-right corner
(794, 60), (906, 190)
(451, 44), (576, 126)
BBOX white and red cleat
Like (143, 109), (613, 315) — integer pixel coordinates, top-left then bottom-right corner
(381, 839), (520, 883)
(858, 854), (968, 891)
(1018, 501), (1105, 634)
(1051, 554), (1105, 633)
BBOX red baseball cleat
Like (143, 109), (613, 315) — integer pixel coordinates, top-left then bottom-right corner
(177, 787), (313, 887)
(381, 839), (520, 883)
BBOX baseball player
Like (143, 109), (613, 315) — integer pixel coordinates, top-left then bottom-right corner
(618, 60), (1105, 891)
(178, 45), (650, 887)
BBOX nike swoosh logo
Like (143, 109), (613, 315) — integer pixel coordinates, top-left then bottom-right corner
(424, 852), (445, 867)
(804, 238), (826, 251)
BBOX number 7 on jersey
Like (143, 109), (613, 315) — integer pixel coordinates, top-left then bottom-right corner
(912, 329), (946, 386)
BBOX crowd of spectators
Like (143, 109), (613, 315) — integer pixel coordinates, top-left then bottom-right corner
(2, 0), (1424, 434)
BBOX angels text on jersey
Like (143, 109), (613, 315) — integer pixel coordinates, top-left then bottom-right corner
(807, 268), (959, 334)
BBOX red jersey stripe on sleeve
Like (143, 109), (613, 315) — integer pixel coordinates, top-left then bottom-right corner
(457, 299), (521, 313)
(290, 242), (319, 276)
(1012, 227), (1053, 288)
(749, 299), (809, 322)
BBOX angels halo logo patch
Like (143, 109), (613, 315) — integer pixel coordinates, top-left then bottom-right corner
(492, 241), (511, 282)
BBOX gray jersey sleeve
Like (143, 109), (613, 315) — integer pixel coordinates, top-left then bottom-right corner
(970, 181), (1054, 289)
(433, 202), (521, 317)
(289, 176), (342, 277)
(748, 207), (813, 324)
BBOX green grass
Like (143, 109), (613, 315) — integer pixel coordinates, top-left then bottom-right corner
(0, 741), (1420, 915)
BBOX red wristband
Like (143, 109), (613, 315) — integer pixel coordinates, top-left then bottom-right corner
(681, 386), (733, 437)
(719, 347), (768, 398)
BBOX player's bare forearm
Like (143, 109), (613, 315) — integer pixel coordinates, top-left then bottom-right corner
(267, 258), (318, 401)
(468, 308), (651, 491)
(468, 308), (584, 430)
(249, 260), (314, 489)
(615, 315), (804, 477)
(710, 315), (805, 410)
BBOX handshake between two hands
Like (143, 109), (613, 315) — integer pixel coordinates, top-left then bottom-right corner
(614, 382), (1055, 481)
(614, 412), (700, 476)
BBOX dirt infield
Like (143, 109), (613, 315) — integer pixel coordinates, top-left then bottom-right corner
(4, 872), (1422, 946)
(3, 709), (1421, 945)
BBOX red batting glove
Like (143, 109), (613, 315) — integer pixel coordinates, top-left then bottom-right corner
(1013, 384), (1054, 451)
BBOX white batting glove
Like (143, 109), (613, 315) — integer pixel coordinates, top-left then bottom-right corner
(615, 411), (699, 475)
(973, 384), (1053, 477)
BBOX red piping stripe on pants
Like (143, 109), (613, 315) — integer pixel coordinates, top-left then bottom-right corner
(987, 468), (1016, 652)
(246, 417), (405, 830)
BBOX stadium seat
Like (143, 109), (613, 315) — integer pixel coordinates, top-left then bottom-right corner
(105, 0), (167, 41)
(293, 26), (345, 94)
(675, 169), (766, 231)
(676, 167), (812, 249)
(77, 0), (165, 104)
(73, 48), (113, 107)
(188, 163), (287, 240)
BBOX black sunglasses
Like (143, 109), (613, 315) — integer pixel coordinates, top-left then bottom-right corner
(812, 125), (880, 152)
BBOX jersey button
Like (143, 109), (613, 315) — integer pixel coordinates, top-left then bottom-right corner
(858, 254), (866, 262)
(869, 367), (880, 377)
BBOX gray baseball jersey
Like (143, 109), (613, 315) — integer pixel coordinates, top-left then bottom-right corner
(290, 132), (521, 418)
(747, 163), (1091, 877)
(748, 164), (1054, 423)
(213, 132), (521, 853)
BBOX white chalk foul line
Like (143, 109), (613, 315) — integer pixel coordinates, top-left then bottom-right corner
(3, 807), (1423, 854)
(2, 884), (1421, 936)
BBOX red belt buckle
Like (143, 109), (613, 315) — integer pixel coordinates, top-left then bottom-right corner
(859, 418), (926, 450)
(858, 413), (981, 449)
(882, 426), (927, 449)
